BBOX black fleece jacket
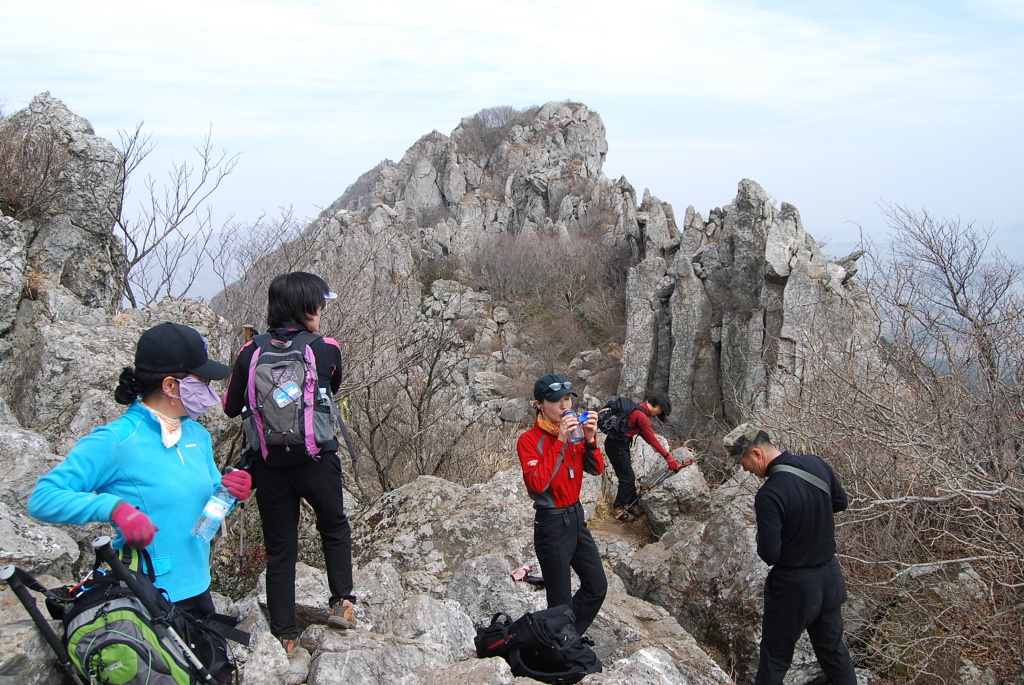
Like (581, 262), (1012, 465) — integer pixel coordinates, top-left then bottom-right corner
(754, 451), (848, 568)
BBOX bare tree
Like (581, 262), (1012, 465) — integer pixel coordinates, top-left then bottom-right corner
(113, 124), (239, 307)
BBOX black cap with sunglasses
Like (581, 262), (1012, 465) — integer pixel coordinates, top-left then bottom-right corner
(533, 374), (579, 401)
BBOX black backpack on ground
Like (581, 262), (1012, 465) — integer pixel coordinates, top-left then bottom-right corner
(596, 397), (640, 440)
(474, 605), (602, 685)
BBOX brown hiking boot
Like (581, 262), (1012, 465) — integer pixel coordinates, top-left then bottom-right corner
(328, 599), (357, 629)
(280, 637), (299, 657)
(613, 507), (635, 522)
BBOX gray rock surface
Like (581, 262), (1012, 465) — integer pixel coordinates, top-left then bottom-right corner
(1, 92), (126, 316)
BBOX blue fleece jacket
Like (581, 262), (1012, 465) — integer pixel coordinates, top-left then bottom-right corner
(28, 401), (222, 601)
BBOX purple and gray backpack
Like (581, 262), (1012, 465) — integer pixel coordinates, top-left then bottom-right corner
(243, 331), (337, 460)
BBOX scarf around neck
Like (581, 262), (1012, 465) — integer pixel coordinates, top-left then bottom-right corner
(142, 402), (183, 448)
(536, 415), (560, 437)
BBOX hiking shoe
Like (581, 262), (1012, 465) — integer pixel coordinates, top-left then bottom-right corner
(613, 507), (635, 522)
(626, 504), (644, 518)
(327, 599), (356, 629)
(280, 637), (299, 657)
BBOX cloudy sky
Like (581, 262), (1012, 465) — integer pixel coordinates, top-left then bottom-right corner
(5, 0), (1023, 267)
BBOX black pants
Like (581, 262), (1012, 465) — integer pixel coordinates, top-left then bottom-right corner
(757, 558), (857, 685)
(533, 502), (607, 636)
(176, 589), (216, 619)
(604, 435), (637, 509)
(251, 451), (354, 639)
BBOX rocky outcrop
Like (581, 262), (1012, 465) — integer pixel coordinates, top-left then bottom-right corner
(0, 93), (126, 323)
(0, 297), (236, 456)
(215, 467), (737, 685)
(214, 103), (877, 466)
(620, 181), (877, 448)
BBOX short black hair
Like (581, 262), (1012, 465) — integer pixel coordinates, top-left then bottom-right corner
(647, 392), (672, 420)
(267, 272), (330, 329)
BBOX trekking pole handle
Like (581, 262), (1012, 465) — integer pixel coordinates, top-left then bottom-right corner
(1, 565), (85, 685)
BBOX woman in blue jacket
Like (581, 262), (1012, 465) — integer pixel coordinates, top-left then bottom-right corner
(28, 322), (250, 618)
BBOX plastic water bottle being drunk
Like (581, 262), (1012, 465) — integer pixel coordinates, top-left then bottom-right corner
(563, 410), (589, 445)
(192, 478), (237, 542)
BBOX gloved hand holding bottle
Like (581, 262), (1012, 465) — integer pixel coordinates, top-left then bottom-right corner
(193, 468), (247, 542)
(221, 468), (251, 500)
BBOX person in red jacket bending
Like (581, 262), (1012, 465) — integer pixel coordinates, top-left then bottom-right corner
(608, 393), (694, 522)
(517, 373), (606, 637)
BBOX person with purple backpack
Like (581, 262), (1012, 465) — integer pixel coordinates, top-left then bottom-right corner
(222, 272), (356, 656)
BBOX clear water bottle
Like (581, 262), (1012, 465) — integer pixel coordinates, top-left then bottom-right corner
(563, 410), (586, 444)
(192, 481), (237, 542)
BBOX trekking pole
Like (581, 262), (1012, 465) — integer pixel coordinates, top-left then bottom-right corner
(92, 537), (217, 683)
(0, 565), (86, 685)
(622, 467), (680, 514)
(236, 501), (247, 573)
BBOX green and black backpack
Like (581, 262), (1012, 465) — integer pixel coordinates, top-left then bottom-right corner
(2, 544), (248, 685)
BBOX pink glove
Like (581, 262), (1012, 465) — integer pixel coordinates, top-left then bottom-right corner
(665, 455), (680, 471)
(222, 469), (252, 501)
(110, 502), (158, 548)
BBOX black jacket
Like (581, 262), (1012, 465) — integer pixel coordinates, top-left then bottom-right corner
(754, 451), (848, 568)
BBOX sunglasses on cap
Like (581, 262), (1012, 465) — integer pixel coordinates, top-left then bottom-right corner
(543, 381), (573, 397)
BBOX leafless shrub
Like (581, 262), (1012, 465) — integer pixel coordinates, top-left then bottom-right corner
(21, 267), (48, 300)
(210, 207), (313, 329)
(466, 231), (628, 359)
(0, 116), (70, 221)
(453, 105), (540, 161)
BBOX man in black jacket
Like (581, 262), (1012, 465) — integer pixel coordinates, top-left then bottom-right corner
(723, 423), (857, 685)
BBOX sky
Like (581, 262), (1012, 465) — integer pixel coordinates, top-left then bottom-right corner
(4, 0), (1024, 280)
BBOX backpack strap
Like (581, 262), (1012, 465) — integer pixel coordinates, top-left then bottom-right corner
(770, 464), (830, 495)
(200, 612), (251, 647)
(118, 547), (157, 582)
(528, 435), (567, 507)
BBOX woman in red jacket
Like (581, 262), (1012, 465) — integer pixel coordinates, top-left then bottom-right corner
(517, 373), (606, 637)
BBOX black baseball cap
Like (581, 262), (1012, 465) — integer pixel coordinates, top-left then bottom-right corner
(533, 374), (578, 402)
(135, 322), (230, 380)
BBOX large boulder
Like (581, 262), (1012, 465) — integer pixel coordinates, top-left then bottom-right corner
(0, 298), (235, 455)
(1, 92), (126, 316)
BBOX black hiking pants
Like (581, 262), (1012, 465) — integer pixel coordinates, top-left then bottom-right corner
(251, 451), (354, 639)
(533, 502), (607, 636)
(604, 435), (638, 509)
(757, 558), (857, 685)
